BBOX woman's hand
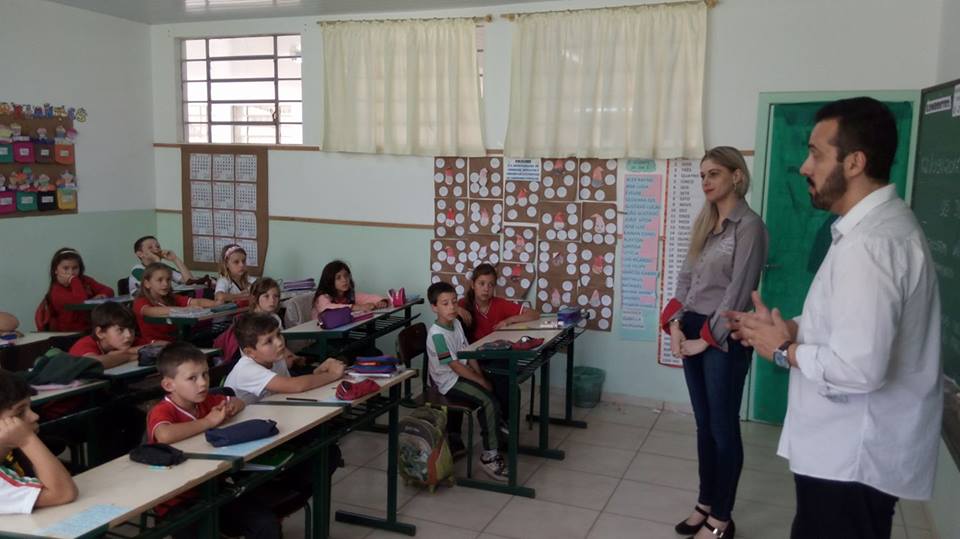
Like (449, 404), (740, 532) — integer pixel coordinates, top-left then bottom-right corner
(669, 322), (686, 358)
(680, 338), (709, 357)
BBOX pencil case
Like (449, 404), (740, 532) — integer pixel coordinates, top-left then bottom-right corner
(205, 419), (278, 447)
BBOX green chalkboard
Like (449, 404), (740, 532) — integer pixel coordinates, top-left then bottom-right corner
(911, 79), (960, 466)
(751, 93), (917, 424)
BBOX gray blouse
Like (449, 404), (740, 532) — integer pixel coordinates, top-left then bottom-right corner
(673, 198), (768, 349)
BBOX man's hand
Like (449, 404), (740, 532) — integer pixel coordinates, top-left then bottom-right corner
(724, 291), (773, 342)
(0, 417), (35, 448)
(680, 338), (709, 357)
(739, 305), (792, 360)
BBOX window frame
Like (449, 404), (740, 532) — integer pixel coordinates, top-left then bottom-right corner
(180, 34), (302, 145)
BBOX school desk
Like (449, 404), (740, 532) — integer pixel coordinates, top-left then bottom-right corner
(64, 285), (204, 312)
(0, 332), (82, 371)
(143, 304), (248, 340)
(282, 298), (423, 360)
(0, 455), (231, 539)
(456, 323), (586, 497)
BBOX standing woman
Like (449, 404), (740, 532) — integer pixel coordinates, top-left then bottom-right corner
(659, 147), (768, 539)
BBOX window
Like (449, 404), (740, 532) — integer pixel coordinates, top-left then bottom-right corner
(181, 34), (302, 145)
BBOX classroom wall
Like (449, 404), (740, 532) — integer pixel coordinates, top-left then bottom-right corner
(0, 0), (156, 326)
(149, 0), (943, 405)
(939, 0), (960, 82)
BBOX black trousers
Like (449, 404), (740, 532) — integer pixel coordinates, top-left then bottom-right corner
(791, 474), (898, 539)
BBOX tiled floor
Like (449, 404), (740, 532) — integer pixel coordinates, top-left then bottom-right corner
(283, 400), (938, 539)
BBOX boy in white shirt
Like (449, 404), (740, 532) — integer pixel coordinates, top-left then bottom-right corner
(224, 312), (345, 403)
(426, 281), (508, 482)
(0, 370), (77, 514)
(130, 235), (193, 295)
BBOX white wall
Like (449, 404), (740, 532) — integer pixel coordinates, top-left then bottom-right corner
(939, 0), (960, 82)
(0, 0), (155, 212)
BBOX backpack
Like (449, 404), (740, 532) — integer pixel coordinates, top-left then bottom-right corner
(212, 320), (241, 367)
(398, 406), (454, 492)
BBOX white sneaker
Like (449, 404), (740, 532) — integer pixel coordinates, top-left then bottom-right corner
(480, 454), (509, 482)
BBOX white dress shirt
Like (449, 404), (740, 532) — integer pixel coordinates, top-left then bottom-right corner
(778, 184), (943, 500)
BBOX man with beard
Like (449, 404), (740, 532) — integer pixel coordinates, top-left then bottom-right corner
(727, 97), (942, 539)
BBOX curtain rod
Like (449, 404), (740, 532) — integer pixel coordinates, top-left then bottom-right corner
(500, 0), (717, 21)
(317, 14), (492, 25)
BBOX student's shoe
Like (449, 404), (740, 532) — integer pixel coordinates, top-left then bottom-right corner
(480, 454), (509, 482)
(675, 505), (709, 535)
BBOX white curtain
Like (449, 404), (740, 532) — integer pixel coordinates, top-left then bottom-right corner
(504, 3), (706, 159)
(321, 18), (485, 156)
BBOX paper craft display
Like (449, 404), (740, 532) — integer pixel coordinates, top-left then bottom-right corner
(578, 243), (616, 289)
(212, 154), (234, 181)
(536, 274), (577, 314)
(236, 211), (257, 239)
(578, 159), (618, 202)
(576, 286), (615, 331)
(538, 240), (580, 277)
(236, 183), (257, 210)
(504, 179), (540, 223)
(498, 262), (535, 300)
(430, 237), (500, 274)
(190, 153), (211, 180)
(434, 157), (467, 198)
(539, 201), (580, 242)
(191, 181), (212, 207)
(501, 225), (538, 266)
(236, 154), (257, 182)
(434, 198), (467, 238)
(581, 202), (619, 245)
(431, 272), (469, 297)
(193, 236), (215, 263)
(467, 199), (503, 235)
(468, 157), (503, 199)
(213, 182), (235, 209)
(191, 209), (213, 235)
(541, 158), (578, 201)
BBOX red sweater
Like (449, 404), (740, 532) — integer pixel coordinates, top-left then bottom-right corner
(46, 276), (114, 331)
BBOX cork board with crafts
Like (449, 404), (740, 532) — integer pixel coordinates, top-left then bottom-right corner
(0, 102), (85, 218)
(180, 145), (269, 273)
(430, 155), (621, 332)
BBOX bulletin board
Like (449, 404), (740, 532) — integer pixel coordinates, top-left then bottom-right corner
(180, 145), (269, 273)
(0, 108), (80, 219)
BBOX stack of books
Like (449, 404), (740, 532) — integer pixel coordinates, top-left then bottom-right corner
(282, 278), (316, 292)
(349, 355), (400, 377)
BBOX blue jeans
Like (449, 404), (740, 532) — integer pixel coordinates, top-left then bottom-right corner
(681, 312), (752, 521)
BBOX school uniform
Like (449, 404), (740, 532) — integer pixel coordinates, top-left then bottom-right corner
(129, 263), (183, 295)
(224, 354), (290, 404)
(46, 276), (113, 331)
(132, 295), (191, 343)
(214, 275), (256, 296)
(0, 452), (41, 515)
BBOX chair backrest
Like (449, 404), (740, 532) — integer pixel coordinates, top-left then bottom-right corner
(283, 293), (315, 328)
(117, 278), (130, 296)
(396, 322), (427, 367)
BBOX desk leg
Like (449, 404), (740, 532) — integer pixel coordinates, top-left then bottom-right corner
(200, 480), (220, 538)
(335, 386), (416, 536)
(517, 362), (564, 461)
(314, 425), (331, 539)
(526, 339), (588, 429)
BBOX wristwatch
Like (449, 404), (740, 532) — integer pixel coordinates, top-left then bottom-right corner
(773, 340), (793, 369)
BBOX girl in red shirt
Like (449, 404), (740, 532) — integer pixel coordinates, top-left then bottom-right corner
(456, 263), (539, 342)
(41, 248), (113, 332)
(134, 263), (219, 343)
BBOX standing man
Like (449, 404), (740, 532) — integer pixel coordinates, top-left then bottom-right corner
(729, 97), (942, 539)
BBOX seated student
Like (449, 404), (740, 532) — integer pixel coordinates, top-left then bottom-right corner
(41, 247), (113, 332)
(146, 343), (279, 539)
(134, 263), (219, 344)
(224, 313), (345, 403)
(215, 244), (257, 303)
(312, 260), (388, 318)
(426, 281), (509, 482)
(449, 263), (539, 448)
(250, 278), (306, 367)
(0, 369), (77, 514)
(69, 302), (157, 369)
(129, 236), (194, 295)
(0, 311), (19, 334)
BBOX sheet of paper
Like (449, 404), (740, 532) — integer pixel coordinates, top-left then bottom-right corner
(621, 170), (662, 341)
(193, 235), (215, 263)
(214, 210), (235, 237)
(190, 153), (211, 180)
(38, 504), (129, 538)
(214, 237), (236, 259)
(212, 154), (234, 181)
(190, 181), (212, 208)
(236, 211), (257, 239)
(236, 154), (257, 182)
(191, 208), (213, 235)
(238, 239), (259, 267)
(213, 182), (235, 209)
(236, 183), (257, 210)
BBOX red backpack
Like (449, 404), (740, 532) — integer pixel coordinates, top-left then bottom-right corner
(212, 321), (241, 367)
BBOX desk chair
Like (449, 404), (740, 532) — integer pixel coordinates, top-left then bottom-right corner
(397, 323), (480, 478)
(117, 277), (130, 296)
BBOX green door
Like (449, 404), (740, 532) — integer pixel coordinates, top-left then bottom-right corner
(751, 96), (917, 424)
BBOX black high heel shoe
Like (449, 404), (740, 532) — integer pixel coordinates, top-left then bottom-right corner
(689, 519), (735, 538)
(675, 506), (709, 535)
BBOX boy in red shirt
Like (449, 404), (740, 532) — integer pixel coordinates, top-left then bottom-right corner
(69, 302), (158, 369)
(146, 342), (279, 539)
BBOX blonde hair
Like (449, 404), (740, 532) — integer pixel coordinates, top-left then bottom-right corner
(218, 243), (250, 284)
(139, 263), (176, 305)
(688, 146), (751, 261)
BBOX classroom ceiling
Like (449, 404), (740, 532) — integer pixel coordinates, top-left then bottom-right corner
(44, 0), (549, 24)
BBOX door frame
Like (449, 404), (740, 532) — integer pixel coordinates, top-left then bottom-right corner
(745, 90), (921, 423)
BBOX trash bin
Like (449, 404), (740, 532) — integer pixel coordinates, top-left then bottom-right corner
(572, 366), (606, 408)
